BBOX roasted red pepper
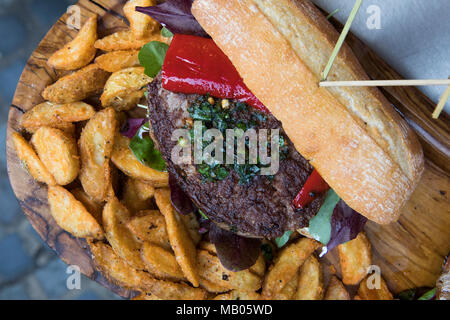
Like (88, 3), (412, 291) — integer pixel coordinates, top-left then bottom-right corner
(293, 169), (330, 209)
(162, 34), (269, 113)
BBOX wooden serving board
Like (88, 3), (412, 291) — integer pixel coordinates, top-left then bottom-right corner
(6, 0), (450, 297)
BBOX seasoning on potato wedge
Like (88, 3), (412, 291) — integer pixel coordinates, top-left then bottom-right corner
(47, 15), (97, 70)
(79, 108), (117, 202)
(123, 0), (159, 39)
(11, 132), (56, 185)
(141, 242), (186, 281)
(95, 50), (140, 73)
(272, 272), (298, 300)
(294, 255), (324, 300)
(111, 134), (169, 187)
(100, 67), (152, 111)
(94, 30), (169, 51)
(197, 249), (262, 291)
(48, 186), (103, 239)
(262, 237), (321, 299)
(88, 240), (206, 300)
(126, 210), (171, 250)
(324, 276), (350, 300)
(42, 64), (110, 104)
(338, 232), (372, 285)
(198, 277), (230, 294)
(154, 188), (200, 287)
(103, 197), (145, 270)
(21, 102), (95, 133)
(31, 127), (79, 186)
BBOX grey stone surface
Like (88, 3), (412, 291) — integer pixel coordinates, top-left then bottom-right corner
(0, 0), (121, 300)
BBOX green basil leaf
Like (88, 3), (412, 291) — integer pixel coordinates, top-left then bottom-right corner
(418, 288), (436, 300)
(275, 230), (293, 248)
(129, 123), (167, 172)
(308, 189), (341, 245)
(138, 41), (169, 77)
(161, 27), (174, 38)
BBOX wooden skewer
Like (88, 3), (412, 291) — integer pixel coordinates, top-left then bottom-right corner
(322, 0), (363, 80)
(319, 79), (450, 87)
(432, 80), (450, 119)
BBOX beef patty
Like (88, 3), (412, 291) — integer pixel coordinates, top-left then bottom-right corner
(148, 74), (324, 238)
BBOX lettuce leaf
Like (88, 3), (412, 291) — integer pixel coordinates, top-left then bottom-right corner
(120, 118), (146, 139)
(136, 0), (209, 37)
(308, 189), (367, 251)
(169, 173), (195, 215)
(209, 223), (261, 272)
(138, 41), (169, 78)
(129, 122), (166, 172)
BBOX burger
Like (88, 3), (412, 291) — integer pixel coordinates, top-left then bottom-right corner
(132, 0), (424, 271)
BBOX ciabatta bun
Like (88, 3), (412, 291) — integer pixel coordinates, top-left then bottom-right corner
(192, 0), (424, 224)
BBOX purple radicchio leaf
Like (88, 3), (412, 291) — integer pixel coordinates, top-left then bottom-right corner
(326, 200), (368, 251)
(120, 118), (146, 139)
(209, 223), (261, 272)
(135, 0), (209, 37)
(169, 173), (195, 215)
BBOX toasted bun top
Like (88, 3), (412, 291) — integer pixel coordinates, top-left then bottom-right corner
(192, 0), (424, 224)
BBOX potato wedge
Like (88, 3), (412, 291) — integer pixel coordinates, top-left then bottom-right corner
(141, 242), (186, 281)
(213, 290), (261, 300)
(95, 50), (140, 73)
(101, 67), (152, 111)
(133, 179), (155, 200)
(357, 274), (393, 300)
(11, 132), (56, 185)
(124, 0), (159, 39)
(94, 30), (169, 51)
(197, 250), (262, 291)
(132, 292), (162, 300)
(198, 241), (266, 278)
(180, 213), (201, 245)
(79, 108), (117, 202)
(154, 188), (199, 287)
(198, 241), (217, 254)
(126, 210), (171, 250)
(88, 241), (206, 300)
(262, 237), (321, 299)
(71, 188), (103, 224)
(111, 134), (169, 186)
(48, 186), (103, 239)
(23, 122), (76, 136)
(122, 178), (151, 213)
(249, 254), (266, 278)
(48, 15), (97, 70)
(294, 255), (324, 300)
(43, 64), (110, 104)
(324, 276), (350, 300)
(31, 127), (79, 185)
(103, 197), (145, 270)
(338, 232), (372, 285)
(21, 102), (95, 133)
(272, 272), (298, 300)
(199, 277), (230, 294)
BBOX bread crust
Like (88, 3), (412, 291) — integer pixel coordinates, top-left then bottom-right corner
(192, 0), (424, 223)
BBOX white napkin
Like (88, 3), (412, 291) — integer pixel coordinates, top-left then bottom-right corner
(312, 0), (450, 113)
